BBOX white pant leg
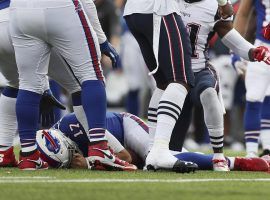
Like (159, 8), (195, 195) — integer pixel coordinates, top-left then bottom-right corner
(245, 62), (270, 102)
(0, 9), (19, 89)
(46, 0), (103, 83)
(48, 49), (81, 94)
(9, 3), (51, 94)
(122, 113), (149, 160)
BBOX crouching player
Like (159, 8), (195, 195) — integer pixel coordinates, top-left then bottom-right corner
(37, 112), (269, 172)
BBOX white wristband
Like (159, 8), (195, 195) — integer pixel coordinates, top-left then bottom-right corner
(217, 0), (227, 6)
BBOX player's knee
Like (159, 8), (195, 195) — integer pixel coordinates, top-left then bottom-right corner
(200, 88), (219, 110)
(246, 92), (265, 102)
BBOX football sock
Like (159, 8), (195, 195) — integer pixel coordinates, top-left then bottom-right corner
(244, 101), (262, 156)
(153, 83), (187, 150)
(174, 152), (213, 170)
(147, 88), (164, 151)
(0, 87), (18, 151)
(71, 91), (89, 132)
(81, 80), (106, 143)
(16, 90), (41, 153)
(261, 96), (270, 150)
(200, 88), (225, 158)
(126, 89), (140, 116)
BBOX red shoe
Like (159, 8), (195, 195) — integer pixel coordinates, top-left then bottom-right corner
(213, 159), (230, 172)
(18, 150), (49, 170)
(0, 147), (18, 167)
(88, 141), (137, 171)
(234, 157), (269, 171)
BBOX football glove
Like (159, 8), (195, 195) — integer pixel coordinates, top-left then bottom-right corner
(231, 53), (247, 75)
(251, 46), (270, 65)
(39, 90), (66, 128)
(100, 40), (120, 69)
(263, 23), (270, 40)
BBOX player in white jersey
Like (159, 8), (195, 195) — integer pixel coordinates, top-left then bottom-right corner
(7, 0), (134, 171)
(122, 0), (236, 172)
(233, 0), (270, 158)
(178, 0), (270, 170)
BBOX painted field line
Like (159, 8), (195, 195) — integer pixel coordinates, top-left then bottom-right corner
(0, 176), (54, 179)
(1, 178), (270, 183)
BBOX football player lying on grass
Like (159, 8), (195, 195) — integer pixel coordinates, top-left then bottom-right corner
(36, 111), (270, 172)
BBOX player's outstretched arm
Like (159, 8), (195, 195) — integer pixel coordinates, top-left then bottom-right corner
(215, 21), (270, 65)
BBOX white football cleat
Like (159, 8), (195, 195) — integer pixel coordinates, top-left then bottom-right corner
(212, 159), (230, 172)
(246, 152), (258, 158)
(145, 148), (198, 173)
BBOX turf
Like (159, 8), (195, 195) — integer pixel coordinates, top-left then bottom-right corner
(1, 168), (270, 200)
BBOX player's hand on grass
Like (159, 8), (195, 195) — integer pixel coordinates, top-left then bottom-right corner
(100, 40), (120, 69)
(251, 46), (270, 65)
(263, 23), (270, 40)
(39, 90), (66, 128)
(218, 1), (234, 20)
(231, 53), (247, 75)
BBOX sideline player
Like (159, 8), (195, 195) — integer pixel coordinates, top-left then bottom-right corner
(122, 0), (233, 172)
(4, 0), (130, 170)
(36, 111), (269, 172)
(234, 0), (270, 157)
(175, 0), (270, 170)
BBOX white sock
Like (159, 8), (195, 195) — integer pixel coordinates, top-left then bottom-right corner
(200, 88), (224, 153)
(227, 157), (235, 170)
(261, 129), (270, 150)
(147, 88), (164, 151)
(0, 95), (17, 150)
(73, 105), (89, 131)
(212, 153), (226, 160)
(246, 142), (258, 157)
(153, 83), (187, 150)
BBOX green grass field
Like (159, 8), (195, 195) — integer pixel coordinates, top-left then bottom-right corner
(1, 149), (270, 200)
(1, 168), (270, 200)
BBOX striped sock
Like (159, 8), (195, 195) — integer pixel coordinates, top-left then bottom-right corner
(87, 128), (106, 143)
(154, 83), (187, 149)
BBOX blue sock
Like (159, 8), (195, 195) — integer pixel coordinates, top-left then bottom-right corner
(49, 80), (61, 122)
(2, 86), (18, 98)
(16, 90), (41, 153)
(244, 101), (262, 154)
(261, 96), (270, 150)
(126, 89), (139, 116)
(81, 80), (106, 143)
(261, 96), (270, 129)
(174, 152), (213, 170)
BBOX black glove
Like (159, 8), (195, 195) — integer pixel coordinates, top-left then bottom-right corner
(39, 90), (66, 128)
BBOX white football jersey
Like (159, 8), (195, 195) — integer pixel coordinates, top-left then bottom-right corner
(123, 0), (180, 16)
(178, 0), (233, 72)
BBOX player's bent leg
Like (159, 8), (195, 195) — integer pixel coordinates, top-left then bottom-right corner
(200, 87), (229, 171)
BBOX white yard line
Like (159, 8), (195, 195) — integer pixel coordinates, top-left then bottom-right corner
(1, 178), (270, 183)
(0, 176), (54, 179)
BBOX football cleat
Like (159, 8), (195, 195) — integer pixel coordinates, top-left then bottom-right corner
(145, 148), (198, 173)
(18, 150), (49, 170)
(87, 141), (137, 171)
(259, 149), (270, 157)
(234, 157), (269, 171)
(0, 147), (18, 167)
(213, 159), (230, 172)
(246, 152), (258, 158)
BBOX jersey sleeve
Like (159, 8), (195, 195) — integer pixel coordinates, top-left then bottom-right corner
(80, 0), (107, 44)
(106, 130), (125, 153)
